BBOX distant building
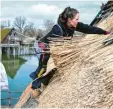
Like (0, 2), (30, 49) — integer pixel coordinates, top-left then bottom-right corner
(1, 28), (22, 44)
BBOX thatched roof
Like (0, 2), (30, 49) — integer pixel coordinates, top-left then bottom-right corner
(90, 1), (113, 26)
(0, 28), (12, 42)
(37, 13), (113, 109)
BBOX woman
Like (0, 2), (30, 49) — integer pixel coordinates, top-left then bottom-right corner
(30, 35), (50, 88)
(30, 6), (110, 95)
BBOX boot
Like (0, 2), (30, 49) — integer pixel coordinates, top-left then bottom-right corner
(31, 88), (41, 98)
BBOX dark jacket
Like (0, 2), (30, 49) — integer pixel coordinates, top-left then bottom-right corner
(40, 22), (106, 43)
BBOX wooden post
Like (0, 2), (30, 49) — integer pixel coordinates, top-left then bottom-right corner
(24, 45), (26, 55)
(28, 44), (30, 54)
(8, 90), (11, 107)
(7, 47), (10, 59)
(18, 46), (20, 56)
(13, 47), (16, 58)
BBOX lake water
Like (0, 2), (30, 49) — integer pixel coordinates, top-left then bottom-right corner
(1, 54), (39, 106)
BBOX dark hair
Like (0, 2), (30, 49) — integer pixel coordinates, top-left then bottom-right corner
(58, 7), (79, 24)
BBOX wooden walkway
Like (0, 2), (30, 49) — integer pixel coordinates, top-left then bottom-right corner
(0, 44), (20, 48)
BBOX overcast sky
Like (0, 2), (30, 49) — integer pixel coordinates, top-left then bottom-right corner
(1, 0), (108, 29)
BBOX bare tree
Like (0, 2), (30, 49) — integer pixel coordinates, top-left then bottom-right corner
(14, 16), (26, 33)
(44, 20), (55, 33)
(7, 20), (10, 27)
(1, 20), (11, 29)
(23, 22), (38, 37)
(1, 24), (5, 29)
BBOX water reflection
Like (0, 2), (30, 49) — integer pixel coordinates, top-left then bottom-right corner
(1, 53), (39, 106)
(2, 54), (26, 79)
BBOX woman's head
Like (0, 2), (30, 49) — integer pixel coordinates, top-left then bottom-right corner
(58, 7), (79, 28)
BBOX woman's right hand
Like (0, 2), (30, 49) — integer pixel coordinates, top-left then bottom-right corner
(106, 31), (111, 35)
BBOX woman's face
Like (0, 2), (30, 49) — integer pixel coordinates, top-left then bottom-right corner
(67, 13), (79, 28)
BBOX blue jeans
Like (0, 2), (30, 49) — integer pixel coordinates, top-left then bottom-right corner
(30, 53), (50, 89)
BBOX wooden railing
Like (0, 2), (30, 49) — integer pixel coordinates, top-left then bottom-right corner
(1, 90), (22, 107)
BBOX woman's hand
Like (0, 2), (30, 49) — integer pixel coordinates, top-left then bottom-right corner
(105, 31), (113, 35)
